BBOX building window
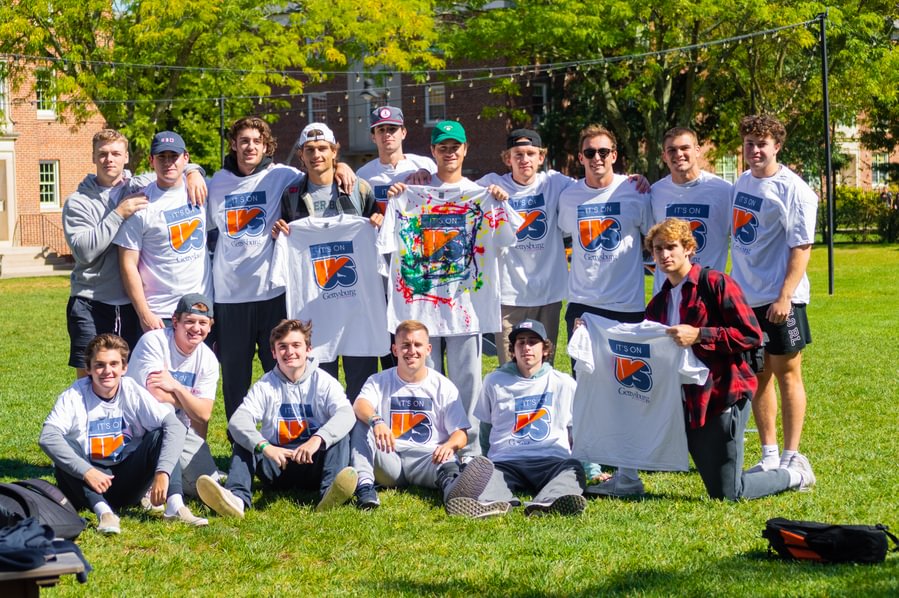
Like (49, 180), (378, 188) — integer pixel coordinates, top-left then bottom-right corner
(0, 70), (9, 127)
(39, 161), (60, 210)
(307, 93), (327, 122)
(532, 82), (548, 124)
(716, 154), (739, 184)
(35, 70), (57, 119)
(872, 153), (889, 187)
(425, 84), (446, 123)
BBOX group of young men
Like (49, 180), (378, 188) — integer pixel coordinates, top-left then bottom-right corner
(42, 105), (818, 534)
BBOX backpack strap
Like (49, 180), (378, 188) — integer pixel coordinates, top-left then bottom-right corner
(877, 524), (899, 552)
(14, 479), (78, 515)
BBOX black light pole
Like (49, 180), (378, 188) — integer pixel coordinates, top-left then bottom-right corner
(818, 11), (835, 295)
(219, 95), (226, 168)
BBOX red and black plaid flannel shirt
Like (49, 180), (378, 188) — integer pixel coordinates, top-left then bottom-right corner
(645, 264), (762, 429)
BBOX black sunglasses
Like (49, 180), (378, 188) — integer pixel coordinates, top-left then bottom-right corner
(582, 147), (613, 160)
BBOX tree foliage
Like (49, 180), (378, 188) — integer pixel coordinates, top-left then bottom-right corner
(0, 0), (442, 170)
(439, 0), (898, 183)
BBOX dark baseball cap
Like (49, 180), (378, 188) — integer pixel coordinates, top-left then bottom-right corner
(431, 120), (467, 145)
(175, 293), (214, 319)
(507, 129), (542, 149)
(150, 131), (187, 155)
(508, 319), (548, 344)
(370, 106), (404, 128)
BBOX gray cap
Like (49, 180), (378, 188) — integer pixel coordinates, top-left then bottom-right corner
(508, 319), (548, 344)
(175, 293), (214, 318)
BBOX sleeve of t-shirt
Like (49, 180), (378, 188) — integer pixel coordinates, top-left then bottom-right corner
(128, 334), (166, 389)
(639, 191), (654, 235)
(557, 190), (576, 235)
(376, 196), (399, 255)
(786, 182), (818, 248)
(440, 384), (471, 435)
(314, 375), (355, 447)
(355, 375), (382, 413)
(485, 192), (524, 248)
(195, 349), (219, 400)
(567, 325), (595, 374)
(269, 234), (290, 290)
(472, 377), (494, 423)
(112, 210), (144, 249)
(228, 380), (269, 450)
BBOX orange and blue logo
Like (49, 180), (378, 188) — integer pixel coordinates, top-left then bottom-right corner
(610, 340), (653, 392)
(277, 403), (316, 445)
(389, 396), (433, 443)
(88, 417), (127, 462)
(164, 205), (204, 253)
(421, 213), (468, 263)
(666, 203), (710, 251)
(512, 393), (552, 441)
(733, 192), (763, 245)
(224, 191), (267, 238)
(510, 194), (548, 242)
(577, 203), (621, 251)
(310, 241), (358, 290)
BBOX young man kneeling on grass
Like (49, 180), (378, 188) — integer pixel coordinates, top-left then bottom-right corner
(471, 320), (587, 516)
(197, 319), (357, 517)
(643, 218), (814, 500)
(349, 320), (503, 518)
(40, 333), (203, 535)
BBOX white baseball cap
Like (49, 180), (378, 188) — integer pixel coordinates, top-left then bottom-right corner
(298, 122), (337, 146)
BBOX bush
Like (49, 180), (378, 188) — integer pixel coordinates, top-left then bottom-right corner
(821, 187), (894, 242)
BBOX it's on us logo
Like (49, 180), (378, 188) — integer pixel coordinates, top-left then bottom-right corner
(577, 203), (621, 251)
(224, 191), (267, 238)
(733, 192), (763, 245)
(310, 241), (357, 290)
(610, 340), (653, 392)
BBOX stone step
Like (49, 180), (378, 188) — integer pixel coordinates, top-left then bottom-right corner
(0, 245), (73, 279)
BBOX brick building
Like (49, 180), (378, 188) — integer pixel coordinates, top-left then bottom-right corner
(0, 67), (104, 255)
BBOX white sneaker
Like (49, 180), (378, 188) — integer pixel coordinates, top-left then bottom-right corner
(163, 506), (209, 527)
(97, 512), (121, 535)
(786, 453), (816, 491)
(585, 473), (645, 497)
(746, 458), (779, 474)
(197, 474), (245, 519)
(140, 491), (164, 514)
(316, 467), (358, 512)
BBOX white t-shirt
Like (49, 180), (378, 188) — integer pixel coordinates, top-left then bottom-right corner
(113, 182), (212, 317)
(240, 366), (351, 448)
(474, 366), (576, 462)
(357, 368), (470, 452)
(477, 171), (575, 306)
(558, 175), (653, 312)
(357, 154), (437, 214)
(377, 182), (522, 336)
(730, 166), (818, 307)
(567, 314), (709, 471)
(44, 377), (174, 466)
(125, 328), (219, 429)
(651, 171), (733, 293)
(207, 164), (301, 303)
(270, 215), (390, 361)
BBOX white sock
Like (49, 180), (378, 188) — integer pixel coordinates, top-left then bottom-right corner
(780, 449), (797, 469)
(617, 468), (640, 481)
(93, 501), (113, 518)
(786, 468), (802, 488)
(761, 445), (780, 467)
(165, 494), (185, 516)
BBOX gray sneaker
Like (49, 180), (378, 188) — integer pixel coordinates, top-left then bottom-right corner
(445, 456), (494, 502)
(197, 474), (245, 519)
(355, 484), (380, 510)
(163, 506), (209, 527)
(787, 453), (816, 491)
(316, 467), (358, 512)
(97, 512), (121, 535)
(445, 497), (511, 519)
(585, 473), (645, 497)
(524, 494), (587, 517)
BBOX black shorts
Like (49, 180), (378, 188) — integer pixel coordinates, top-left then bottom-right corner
(565, 302), (645, 331)
(753, 303), (812, 356)
(66, 297), (141, 368)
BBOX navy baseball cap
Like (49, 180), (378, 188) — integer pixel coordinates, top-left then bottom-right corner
(175, 293), (214, 319)
(508, 319), (548, 344)
(507, 129), (542, 149)
(370, 106), (404, 128)
(150, 131), (187, 155)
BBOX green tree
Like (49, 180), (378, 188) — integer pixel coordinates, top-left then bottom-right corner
(0, 0), (442, 170)
(439, 1), (897, 182)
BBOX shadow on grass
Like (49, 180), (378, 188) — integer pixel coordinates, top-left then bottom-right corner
(0, 459), (54, 481)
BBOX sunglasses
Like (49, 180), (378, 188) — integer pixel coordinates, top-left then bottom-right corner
(582, 147), (613, 160)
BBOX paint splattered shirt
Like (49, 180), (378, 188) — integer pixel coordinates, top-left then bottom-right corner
(377, 183), (522, 336)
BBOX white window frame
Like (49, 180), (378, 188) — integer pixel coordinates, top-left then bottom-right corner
(0, 68), (9, 130)
(307, 93), (327, 122)
(872, 153), (889, 187)
(425, 84), (446, 124)
(716, 154), (739, 184)
(39, 160), (60, 210)
(532, 82), (549, 124)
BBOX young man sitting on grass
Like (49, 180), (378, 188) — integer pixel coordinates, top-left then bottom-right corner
(196, 319), (358, 517)
(349, 320), (503, 518)
(472, 320), (587, 516)
(40, 333), (204, 535)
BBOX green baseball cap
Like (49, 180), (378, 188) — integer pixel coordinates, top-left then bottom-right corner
(431, 120), (467, 145)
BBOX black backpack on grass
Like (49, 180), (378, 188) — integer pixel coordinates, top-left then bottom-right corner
(763, 518), (899, 564)
(0, 479), (86, 540)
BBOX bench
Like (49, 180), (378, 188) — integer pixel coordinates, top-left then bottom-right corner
(0, 552), (85, 598)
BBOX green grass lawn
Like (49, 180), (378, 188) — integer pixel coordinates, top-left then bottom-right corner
(2, 245), (898, 596)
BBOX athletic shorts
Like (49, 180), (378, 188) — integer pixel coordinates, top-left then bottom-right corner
(565, 302), (645, 329)
(66, 297), (141, 368)
(753, 303), (812, 356)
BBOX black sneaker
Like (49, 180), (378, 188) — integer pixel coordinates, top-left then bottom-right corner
(524, 494), (587, 517)
(355, 483), (380, 510)
(445, 456), (494, 502)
